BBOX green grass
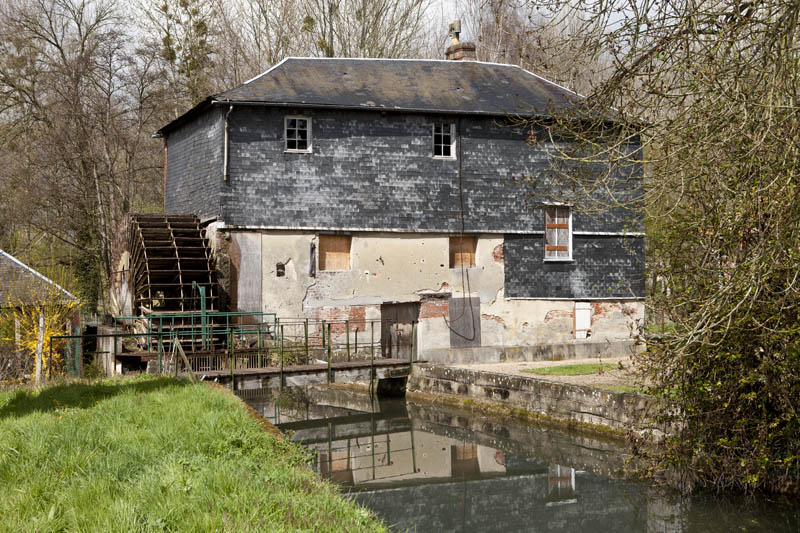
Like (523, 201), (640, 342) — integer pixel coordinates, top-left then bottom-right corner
(600, 385), (642, 394)
(0, 377), (385, 532)
(522, 362), (620, 376)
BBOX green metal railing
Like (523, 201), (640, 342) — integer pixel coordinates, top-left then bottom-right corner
(52, 316), (419, 388)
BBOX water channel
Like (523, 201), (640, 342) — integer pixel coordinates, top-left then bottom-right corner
(239, 385), (799, 532)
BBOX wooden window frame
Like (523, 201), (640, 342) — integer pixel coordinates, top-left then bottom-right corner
(544, 205), (573, 261)
(433, 123), (455, 158)
(285, 115), (312, 153)
(318, 234), (351, 271)
(449, 236), (476, 268)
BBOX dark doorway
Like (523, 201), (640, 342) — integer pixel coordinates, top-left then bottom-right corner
(380, 302), (420, 358)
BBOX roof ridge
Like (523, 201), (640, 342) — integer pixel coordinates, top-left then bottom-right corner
(0, 249), (78, 302)
(238, 56), (579, 95)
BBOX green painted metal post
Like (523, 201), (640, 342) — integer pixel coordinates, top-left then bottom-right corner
(370, 321), (375, 395)
(229, 327), (235, 391)
(354, 328), (358, 360)
(157, 325), (163, 375)
(346, 320), (350, 362)
(410, 321), (416, 371)
(327, 323), (332, 383)
(321, 320), (326, 348)
(280, 325), (284, 390)
(257, 324), (262, 368)
(304, 319), (309, 364)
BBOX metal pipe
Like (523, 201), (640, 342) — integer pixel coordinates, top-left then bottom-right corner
(346, 320), (350, 362)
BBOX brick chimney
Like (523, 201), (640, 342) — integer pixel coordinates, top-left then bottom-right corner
(445, 20), (476, 61)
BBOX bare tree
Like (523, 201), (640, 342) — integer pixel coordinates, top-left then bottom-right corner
(302, 0), (432, 58)
(456, 0), (609, 94)
(0, 0), (165, 309)
(210, 0), (307, 88)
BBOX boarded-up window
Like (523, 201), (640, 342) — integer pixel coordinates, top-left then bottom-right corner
(319, 235), (351, 270)
(449, 236), (476, 268)
(574, 302), (591, 339)
(544, 206), (571, 260)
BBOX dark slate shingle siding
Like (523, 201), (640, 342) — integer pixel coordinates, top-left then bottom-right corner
(503, 234), (645, 299)
(221, 107), (641, 233)
(165, 107), (224, 218)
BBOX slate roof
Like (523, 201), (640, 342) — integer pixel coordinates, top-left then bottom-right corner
(0, 250), (77, 307)
(157, 58), (582, 135)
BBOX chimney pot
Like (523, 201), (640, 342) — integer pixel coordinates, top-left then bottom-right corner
(446, 19), (476, 61)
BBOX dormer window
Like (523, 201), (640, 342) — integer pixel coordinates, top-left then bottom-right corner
(433, 123), (455, 158)
(285, 116), (311, 152)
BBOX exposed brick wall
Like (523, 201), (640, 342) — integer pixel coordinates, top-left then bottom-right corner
(419, 297), (449, 319)
(504, 234), (645, 298)
(164, 107), (224, 219)
(311, 305), (378, 337)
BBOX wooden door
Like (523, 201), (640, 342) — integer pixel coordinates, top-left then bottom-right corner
(380, 302), (420, 358)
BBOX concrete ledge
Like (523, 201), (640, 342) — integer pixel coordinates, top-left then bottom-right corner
(420, 340), (642, 365)
(407, 363), (668, 435)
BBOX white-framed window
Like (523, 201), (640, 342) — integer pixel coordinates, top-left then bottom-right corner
(544, 205), (572, 261)
(285, 116), (311, 152)
(433, 123), (455, 158)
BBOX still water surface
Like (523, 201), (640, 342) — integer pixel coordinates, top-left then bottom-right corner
(240, 387), (799, 532)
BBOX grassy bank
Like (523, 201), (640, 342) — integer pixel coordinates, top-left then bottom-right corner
(0, 377), (385, 532)
(522, 362), (620, 376)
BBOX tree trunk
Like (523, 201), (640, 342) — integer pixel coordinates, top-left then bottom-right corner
(34, 311), (44, 387)
(14, 316), (21, 353)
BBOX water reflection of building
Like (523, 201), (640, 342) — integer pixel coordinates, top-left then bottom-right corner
(547, 464), (577, 506)
(313, 432), (507, 486)
(240, 389), (800, 533)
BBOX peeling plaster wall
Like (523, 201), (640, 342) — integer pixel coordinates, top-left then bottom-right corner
(242, 230), (643, 354)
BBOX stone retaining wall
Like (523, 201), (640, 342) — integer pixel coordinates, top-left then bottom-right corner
(421, 339), (642, 365)
(407, 363), (668, 434)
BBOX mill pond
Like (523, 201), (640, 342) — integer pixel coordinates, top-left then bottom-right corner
(240, 385), (799, 533)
